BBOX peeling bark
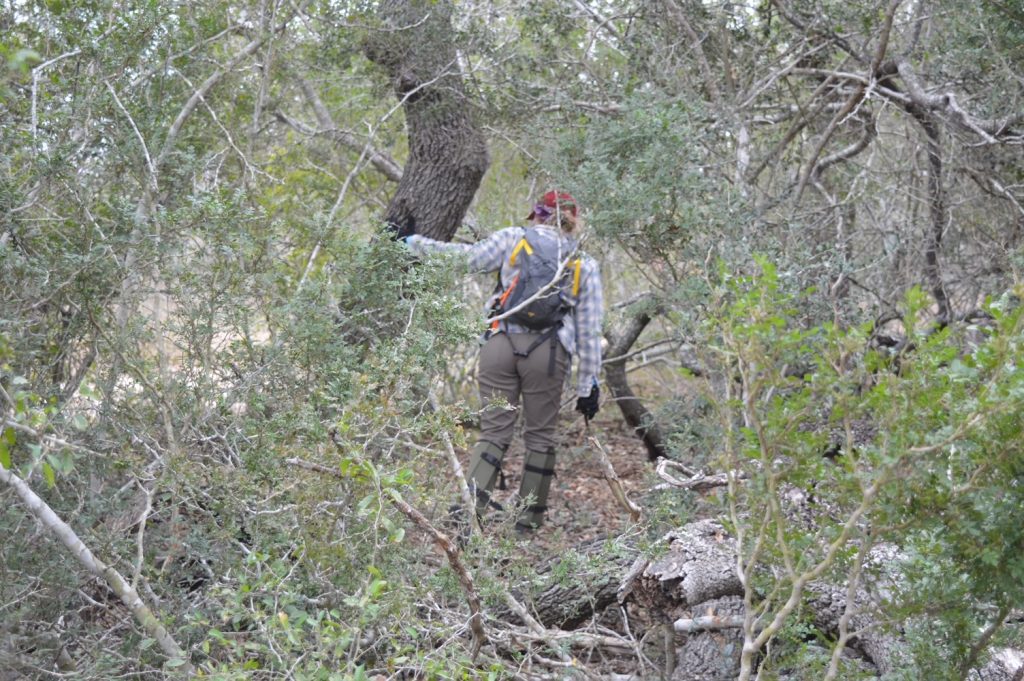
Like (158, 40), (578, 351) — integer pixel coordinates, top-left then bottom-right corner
(506, 518), (1024, 679)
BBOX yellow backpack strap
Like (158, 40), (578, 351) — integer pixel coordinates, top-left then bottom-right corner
(572, 258), (582, 296)
(509, 238), (533, 266)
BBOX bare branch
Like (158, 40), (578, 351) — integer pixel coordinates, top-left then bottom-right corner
(540, 100), (624, 115)
(105, 81), (159, 194)
(746, 73), (842, 184)
(31, 49), (82, 142)
(893, 59), (1023, 142)
(793, 0), (903, 203)
(1, 418), (101, 458)
(131, 479), (154, 591)
(589, 435), (643, 522)
(604, 296), (669, 460)
(0, 464), (191, 671)
(674, 614), (745, 633)
(572, 0), (623, 42)
(296, 76), (404, 183)
(812, 114), (877, 182)
(385, 488), (488, 658)
(427, 390), (482, 535)
(770, 0), (868, 64)
(654, 457), (733, 492)
(154, 4), (303, 170)
(663, 0), (722, 105)
(285, 456), (487, 657)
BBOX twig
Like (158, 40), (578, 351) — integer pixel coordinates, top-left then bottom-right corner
(427, 390), (482, 535)
(588, 435), (642, 522)
(284, 456), (487, 658)
(105, 81), (159, 193)
(653, 458), (733, 492)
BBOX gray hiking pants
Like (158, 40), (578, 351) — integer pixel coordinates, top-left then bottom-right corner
(477, 332), (569, 453)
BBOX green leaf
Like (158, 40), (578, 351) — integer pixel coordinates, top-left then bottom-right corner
(0, 438), (9, 470)
(393, 467), (414, 486)
(47, 452), (73, 474)
(165, 657), (188, 668)
(72, 414), (88, 431)
(42, 461), (55, 488)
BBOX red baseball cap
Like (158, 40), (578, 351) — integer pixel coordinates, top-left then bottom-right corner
(527, 190), (578, 220)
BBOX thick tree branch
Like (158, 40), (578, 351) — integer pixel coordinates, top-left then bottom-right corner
(0, 464), (191, 671)
(604, 297), (668, 461)
(155, 7), (302, 170)
(793, 0), (903, 203)
(295, 76), (404, 183)
(889, 59), (1024, 142)
(812, 113), (876, 182)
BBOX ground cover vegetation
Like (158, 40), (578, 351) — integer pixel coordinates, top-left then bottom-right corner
(2, 0), (1023, 678)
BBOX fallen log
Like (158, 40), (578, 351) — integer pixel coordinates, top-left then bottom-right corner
(502, 518), (1024, 680)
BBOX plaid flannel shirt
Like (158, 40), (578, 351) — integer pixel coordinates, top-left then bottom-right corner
(407, 226), (604, 397)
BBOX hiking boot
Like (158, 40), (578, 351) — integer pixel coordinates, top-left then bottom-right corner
(516, 449), (557, 530)
(467, 441), (507, 516)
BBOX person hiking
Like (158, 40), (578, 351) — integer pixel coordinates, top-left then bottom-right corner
(393, 190), (603, 533)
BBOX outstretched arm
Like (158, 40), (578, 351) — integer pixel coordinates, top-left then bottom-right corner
(406, 228), (519, 274)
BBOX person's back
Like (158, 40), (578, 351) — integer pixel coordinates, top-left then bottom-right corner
(496, 226), (579, 332)
(399, 190), (603, 533)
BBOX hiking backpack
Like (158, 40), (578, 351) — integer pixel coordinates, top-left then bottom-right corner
(491, 228), (582, 332)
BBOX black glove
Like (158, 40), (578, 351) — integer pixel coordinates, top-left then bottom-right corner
(575, 383), (600, 422)
(386, 215), (417, 242)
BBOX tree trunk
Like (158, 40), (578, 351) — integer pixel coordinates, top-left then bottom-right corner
(364, 0), (489, 241)
(604, 298), (669, 460)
